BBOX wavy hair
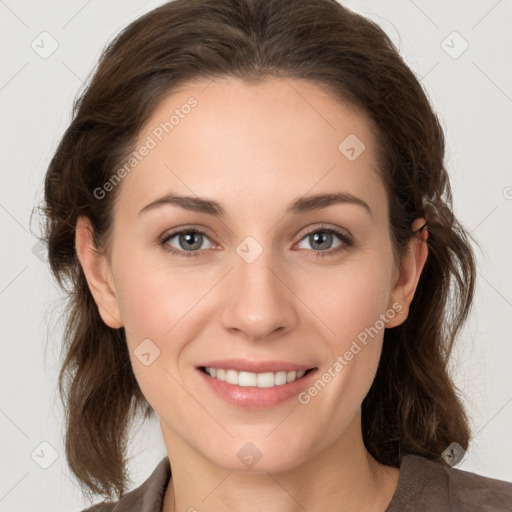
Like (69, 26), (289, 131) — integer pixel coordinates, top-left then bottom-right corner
(36, 0), (477, 501)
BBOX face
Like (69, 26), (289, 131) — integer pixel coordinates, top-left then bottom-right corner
(79, 76), (424, 473)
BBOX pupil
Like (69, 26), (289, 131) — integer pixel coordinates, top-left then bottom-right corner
(311, 231), (331, 250)
(181, 232), (202, 250)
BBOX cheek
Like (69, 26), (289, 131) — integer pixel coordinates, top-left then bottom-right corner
(113, 262), (204, 403)
(294, 263), (392, 425)
(301, 256), (393, 346)
(297, 253), (393, 403)
(113, 245), (203, 339)
(115, 271), (174, 341)
(112, 249), (221, 383)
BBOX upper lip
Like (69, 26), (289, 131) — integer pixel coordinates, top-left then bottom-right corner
(198, 359), (317, 373)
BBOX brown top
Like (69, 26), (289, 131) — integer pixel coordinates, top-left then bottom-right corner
(81, 454), (512, 511)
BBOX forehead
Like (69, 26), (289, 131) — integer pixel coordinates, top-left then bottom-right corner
(112, 76), (386, 222)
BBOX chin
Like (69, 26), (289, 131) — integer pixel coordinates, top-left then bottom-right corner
(200, 434), (314, 474)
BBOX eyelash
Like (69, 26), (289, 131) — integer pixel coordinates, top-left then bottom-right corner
(158, 224), (353, 259)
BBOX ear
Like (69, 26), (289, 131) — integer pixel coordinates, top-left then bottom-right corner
(386, 217), (428, 328)
(75, 216), (123, 329)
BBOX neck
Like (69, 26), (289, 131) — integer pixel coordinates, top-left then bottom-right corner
(160, 413), (399, 512)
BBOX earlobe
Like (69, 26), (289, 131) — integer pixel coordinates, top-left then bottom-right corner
(386, 218), (429, 328)
(75, 216), (123, 329)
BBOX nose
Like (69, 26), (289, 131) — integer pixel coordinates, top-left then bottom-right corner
(220, 249), (299, 341)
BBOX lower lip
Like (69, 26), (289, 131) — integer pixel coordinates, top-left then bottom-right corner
(196, 367), (318, 409)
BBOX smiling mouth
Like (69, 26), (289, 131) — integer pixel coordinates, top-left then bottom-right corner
(198, 366), (317, 388)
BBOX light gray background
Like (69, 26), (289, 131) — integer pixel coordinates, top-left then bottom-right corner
(1, 0), (511, 510)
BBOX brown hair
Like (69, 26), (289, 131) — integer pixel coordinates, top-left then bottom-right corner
(36, 0), (477, 501)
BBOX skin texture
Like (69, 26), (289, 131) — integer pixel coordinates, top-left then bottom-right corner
(75, 77), (428, 512)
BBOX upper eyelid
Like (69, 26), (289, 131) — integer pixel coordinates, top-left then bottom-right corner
(300, 224), (351, 239)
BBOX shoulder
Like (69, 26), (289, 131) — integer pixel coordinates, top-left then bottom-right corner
(387, 453), (512, 512)
(78, 456), (171, 512)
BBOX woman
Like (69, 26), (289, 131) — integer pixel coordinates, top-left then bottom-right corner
(40, 0), (512, 510)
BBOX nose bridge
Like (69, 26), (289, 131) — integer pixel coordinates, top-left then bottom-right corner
(220, 235), (297, 339)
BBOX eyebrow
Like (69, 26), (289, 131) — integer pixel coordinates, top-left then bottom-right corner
(138, 191), (373, 219)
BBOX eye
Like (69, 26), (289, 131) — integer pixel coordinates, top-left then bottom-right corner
(159, 228), (214, 258)
(158, 225), (353, 259)
(295, 226), (353, 257)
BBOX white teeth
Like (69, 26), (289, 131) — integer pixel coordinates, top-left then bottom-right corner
(226, 369), (238, 385)
(288, 370), (298, 382)
(238, 371), (257, 386)
(204, 367), (308, 387)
